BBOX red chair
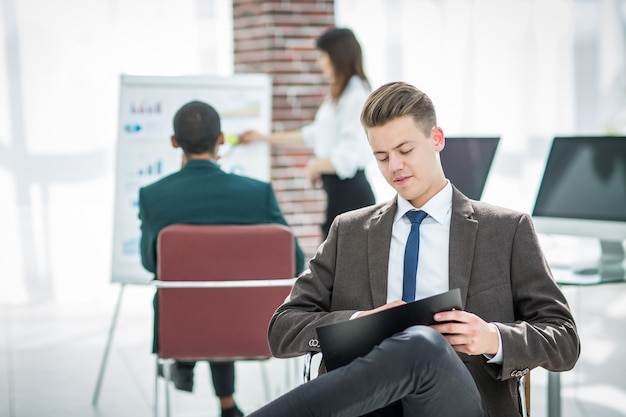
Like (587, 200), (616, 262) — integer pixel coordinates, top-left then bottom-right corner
(153, 224), (297, 417)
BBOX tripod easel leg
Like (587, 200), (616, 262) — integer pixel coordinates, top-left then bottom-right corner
(92, 283), (126, 406)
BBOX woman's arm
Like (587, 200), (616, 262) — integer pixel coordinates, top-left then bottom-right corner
(239, 129), (306, 146)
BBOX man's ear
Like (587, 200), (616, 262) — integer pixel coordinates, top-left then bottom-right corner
(213, 132), (224, 152)
(210, 133), (225, 159)
(170, 135), (180, 148)
(433, 127), (445, 152)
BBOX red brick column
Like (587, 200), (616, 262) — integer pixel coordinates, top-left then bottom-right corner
(233, 0), (335, 258)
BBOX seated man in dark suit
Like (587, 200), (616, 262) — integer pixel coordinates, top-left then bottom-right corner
(139, 100), (305, 417)
(248, 82), (580, 417)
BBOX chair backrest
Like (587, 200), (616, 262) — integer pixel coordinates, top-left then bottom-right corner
(156, 224), (295, 361)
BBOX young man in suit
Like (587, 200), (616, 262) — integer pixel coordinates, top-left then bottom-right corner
(248, 82), (580, 417)
(139, 100), (305, 417)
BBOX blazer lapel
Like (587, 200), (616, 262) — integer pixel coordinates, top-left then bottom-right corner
(449, 187), (478, 308)
(367, 199), (397, 307)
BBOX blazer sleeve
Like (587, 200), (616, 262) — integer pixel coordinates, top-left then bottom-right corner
(268, 216), (357, 358)
(494, 213), (580, 380)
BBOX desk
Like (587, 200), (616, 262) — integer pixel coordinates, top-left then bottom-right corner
(547, 267), (626, 417)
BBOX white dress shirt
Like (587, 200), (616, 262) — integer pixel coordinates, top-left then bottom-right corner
(387, 181), (503, 364)
(387, 182), (452, 302)
(301, 76), (374, 179)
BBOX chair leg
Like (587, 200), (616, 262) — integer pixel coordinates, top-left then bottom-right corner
(260, 360), (271, 402)
(154, 357), (160, 417)
(303, 351), (319, 383)
(518, 375), (529, 417)
(162, 360), (173, 417)
(283, 356), (299, 391)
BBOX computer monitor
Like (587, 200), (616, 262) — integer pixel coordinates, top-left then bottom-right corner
(440, 137), (500, 200)
(532, 136), (626, 280)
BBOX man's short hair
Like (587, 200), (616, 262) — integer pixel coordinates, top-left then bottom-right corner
(173, 100), (221, 154)
(360, 82), (437, 136)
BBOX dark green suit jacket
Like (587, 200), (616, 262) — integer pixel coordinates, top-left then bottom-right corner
(139, 159), (305, 276)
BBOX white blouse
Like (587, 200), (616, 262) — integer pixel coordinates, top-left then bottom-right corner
(301, 75), (374, 179)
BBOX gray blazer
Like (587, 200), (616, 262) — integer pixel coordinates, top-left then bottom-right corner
(268, 186), (580, 417)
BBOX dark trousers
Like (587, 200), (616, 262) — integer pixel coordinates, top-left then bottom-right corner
(321, 170), (375, 240)
(173, 360), (236, 397)
(249, 326), (488, 417)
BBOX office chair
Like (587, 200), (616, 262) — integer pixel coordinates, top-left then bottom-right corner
(153, 224), (297, 417)
(303, 352), (531, 417)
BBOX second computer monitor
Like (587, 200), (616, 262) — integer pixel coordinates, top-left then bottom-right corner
(440, 136), (500, 200)
(531, 136), (626, 276)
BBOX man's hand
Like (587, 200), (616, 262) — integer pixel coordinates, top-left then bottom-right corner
(355, 300), (405, 318)
(430, 310), (500, 356)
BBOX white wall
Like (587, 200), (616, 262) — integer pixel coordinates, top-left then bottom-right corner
(0, 0), (625, 304)
(337, 0), (626, 207)
(0, 0), (233, 303)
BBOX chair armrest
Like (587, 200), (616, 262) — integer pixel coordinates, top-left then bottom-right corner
(303, 351), (320, 383)
(151, 278), (297, 288)
(518, 374), (530, 416)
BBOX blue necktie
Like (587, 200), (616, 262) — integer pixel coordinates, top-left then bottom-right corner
(403, 210), (428, 302)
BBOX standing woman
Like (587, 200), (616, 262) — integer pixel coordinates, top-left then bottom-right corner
(240, 27), (376, 239)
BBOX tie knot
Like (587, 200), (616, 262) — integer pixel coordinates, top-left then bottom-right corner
(406, 210), (428, 224)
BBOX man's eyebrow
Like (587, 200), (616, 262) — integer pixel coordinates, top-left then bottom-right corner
(373, 141), (413, 154)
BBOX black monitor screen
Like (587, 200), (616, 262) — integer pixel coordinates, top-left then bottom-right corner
(532, 136), (626, 222)
(440, 137), (500, 200)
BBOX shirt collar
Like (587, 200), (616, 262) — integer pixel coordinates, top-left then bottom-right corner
(394, 180), (453, 225)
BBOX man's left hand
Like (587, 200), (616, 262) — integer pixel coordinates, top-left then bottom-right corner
(430, 310), (499, 356)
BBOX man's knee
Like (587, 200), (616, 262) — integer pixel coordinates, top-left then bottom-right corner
(386, 325), (451, 360)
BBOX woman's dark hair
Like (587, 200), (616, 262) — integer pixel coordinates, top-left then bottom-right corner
(316, 27), (369, 100)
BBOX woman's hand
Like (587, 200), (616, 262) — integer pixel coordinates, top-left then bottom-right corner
(239, 130), (265, 144)
(304, 158), (337, 187)
(304, 159), (322, 187)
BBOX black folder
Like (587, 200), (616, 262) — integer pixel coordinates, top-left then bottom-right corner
(316, 288), (463, 371)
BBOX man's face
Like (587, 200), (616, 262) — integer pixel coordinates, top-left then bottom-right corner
(367, 115), (446, 207)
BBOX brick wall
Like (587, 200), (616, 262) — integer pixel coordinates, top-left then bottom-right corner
(232, 0), (335, 259)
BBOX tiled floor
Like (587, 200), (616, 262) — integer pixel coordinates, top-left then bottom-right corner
(0, 284), (302, 417)
(1, 280), (625, 417)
